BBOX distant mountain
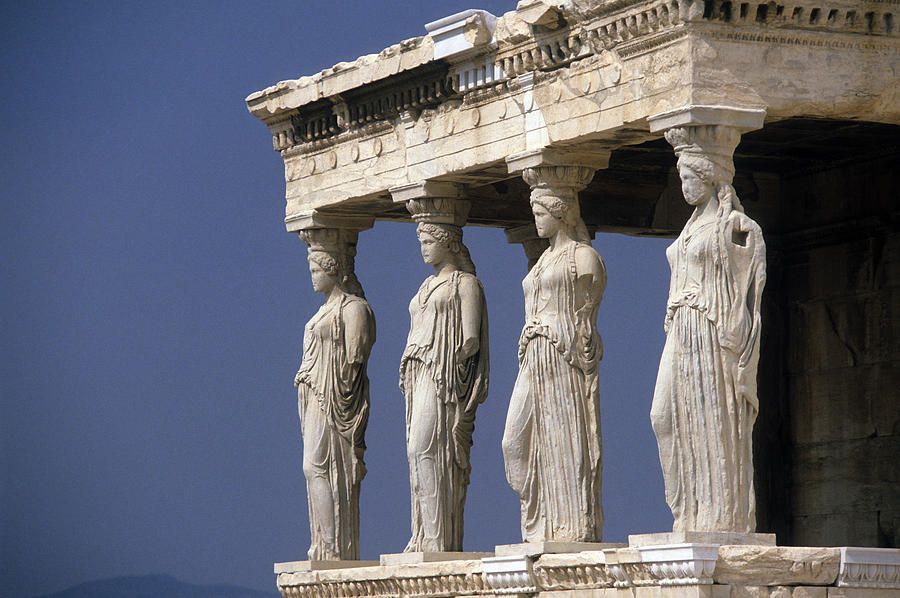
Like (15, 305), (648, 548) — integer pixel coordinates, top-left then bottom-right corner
(29, 574), (278, 598)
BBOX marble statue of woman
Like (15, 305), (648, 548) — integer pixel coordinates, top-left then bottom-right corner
(293, 243), (375, 560)
(650, 126), (766, 533)
(400, 221), (489, 552)
(502, 168), (606, 542)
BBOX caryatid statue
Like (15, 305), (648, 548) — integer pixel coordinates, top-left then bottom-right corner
(400, 197), (489, 552)
(650, 123), (766, 533)
(293, 227), (376, 560)
(502, 165), (607, 543)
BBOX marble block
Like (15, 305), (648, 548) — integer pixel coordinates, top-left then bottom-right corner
(274, 560), (379, 573)
(837, 547), (900, 589)
(379, 551), (492, 565)
(629, 531), (776, 547)
(495, 541), (626, 557)
(714, 545), (840, 586)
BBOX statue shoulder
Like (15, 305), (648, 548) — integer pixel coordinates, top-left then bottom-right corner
(574, 243), (606, 282)
(342, 295), (373, 320)
(456, 270), (485, 301)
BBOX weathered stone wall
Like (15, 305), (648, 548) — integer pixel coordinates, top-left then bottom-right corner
(771, 154), (900, 547)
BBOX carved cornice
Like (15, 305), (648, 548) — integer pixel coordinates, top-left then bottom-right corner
(252, 0), (899, 157)
(282, 121), (393, 158)
(703, 23), (900, 48)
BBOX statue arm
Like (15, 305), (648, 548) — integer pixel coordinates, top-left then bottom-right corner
(574, 245), (607, 305)
(573, 245), (606, 365)
(457, 275), (482, 362)
(342, 300), (374, 366)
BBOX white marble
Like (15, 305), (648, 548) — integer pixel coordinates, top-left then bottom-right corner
(274, 544), (900, 598)
(294, 227), (376, 561)
(650, 123), (766, 534)
(714, 545), (840, 586)
(629, 531), (776, 547)
(502, 163), (606, 542)
(837, 547), (900, 589)
(636, 543), (720, 586)
(425, 9), (496, 60)
(482, 555), (537, 594)
(400, 198), (489, 553)
(380, 551), (492, 566)
(495, 541), (624, 557)
(274, 560), (378, 573)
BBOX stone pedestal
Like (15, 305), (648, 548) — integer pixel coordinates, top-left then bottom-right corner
(629, 532), (776, 547)
(380, 552), (493, 566)
(274, 560), (379, 573)
(496, 542), (626, 557)
(274, 541), (900, 598)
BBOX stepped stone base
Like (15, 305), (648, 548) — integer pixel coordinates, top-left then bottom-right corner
(496, 542), (626, 557)
(274, 560), (379, 573)
(628, 532), (776, 547)
(381, 552), (494, 565)
(274, 542), (900, 598)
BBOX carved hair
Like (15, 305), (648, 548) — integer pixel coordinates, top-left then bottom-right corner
(416, 222), (476, 275)
(530, 189), (591, 244)
(308, 249), (366, 298)
(677, 153), (733, 188)
(308, 250), (340, 276)
(676, 154), (746, 219)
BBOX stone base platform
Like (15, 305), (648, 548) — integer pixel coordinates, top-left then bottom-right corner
(628, 532), (776, 547)
(381, 552), (494, 565)
(274, 560), (379, 573)
(496, 542), (626, 557)
(274, 543), (900, 598)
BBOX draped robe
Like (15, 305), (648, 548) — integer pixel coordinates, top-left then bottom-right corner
(650, 214), (766, 532)
(296, 294), (375, 559)
(400, 270), (489, 552)
(503, 241), (605, 542)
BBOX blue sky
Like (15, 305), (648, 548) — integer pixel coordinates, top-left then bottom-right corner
(2, 2), (673, 596)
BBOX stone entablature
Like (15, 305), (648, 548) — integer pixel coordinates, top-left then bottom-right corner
(274, 543), (900, 598)
(247, 0), (899, 230)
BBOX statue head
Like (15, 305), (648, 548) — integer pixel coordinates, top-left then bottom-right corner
(665, 125), (745, 216)
(416, 222), (476, 274)
(307, 250), (341, 294)
(523, 165), (593, 243)
(299, 228), (366, 298)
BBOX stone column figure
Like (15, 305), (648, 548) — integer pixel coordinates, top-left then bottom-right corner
(401, 198), (489, 552)
(650, 124), (766, 533)
(293, 228), (376, 560)
(502, 166), (607, 542)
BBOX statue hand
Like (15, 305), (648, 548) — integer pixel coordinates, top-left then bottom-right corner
(293, 370), (302, 387)
(456, 338), (478, 362)
(724, 210), (759, 248)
